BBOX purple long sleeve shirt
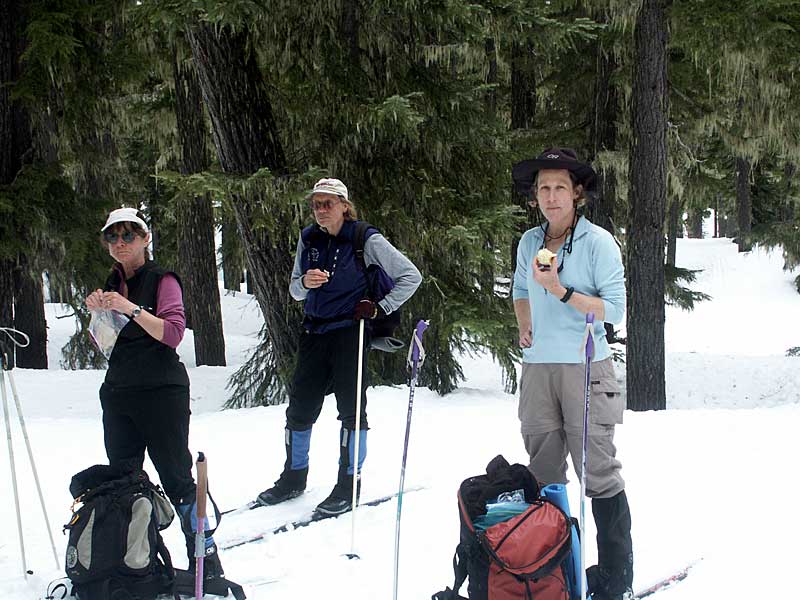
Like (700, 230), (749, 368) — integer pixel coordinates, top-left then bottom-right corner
(154, 274), (186, 348)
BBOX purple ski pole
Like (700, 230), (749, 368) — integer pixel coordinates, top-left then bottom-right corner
(392, 320), (429, 600)
(579, 313), (595, 600)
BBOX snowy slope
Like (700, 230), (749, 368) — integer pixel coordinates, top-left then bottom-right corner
(0, 237), (798, 600)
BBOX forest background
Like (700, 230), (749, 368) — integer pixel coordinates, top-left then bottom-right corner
(1, 0), (798, 411)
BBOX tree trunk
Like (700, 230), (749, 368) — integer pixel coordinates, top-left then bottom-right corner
(0, 259), (14, 368)
(187, 23), (296, 402)
(0, 0), (26, 185)
(172, 44), (226, 367)
(221, 211), (244, 292)
(735, 156), (752, 252)
(686, 207), (703, 238)
(0, 3), (20, 354)
(340, 0), (360, 67)
(626, 0), (669, 412)
(12, 256), (47, 368)
(588, 29), (618, 235)
(510, 40), (536, 130)
(666, 197), (680, 266)
(1, 0), (47, 368)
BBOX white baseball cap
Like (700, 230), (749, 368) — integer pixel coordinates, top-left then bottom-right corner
(308, 178), (349, 201)
(101, 207), (149, 233)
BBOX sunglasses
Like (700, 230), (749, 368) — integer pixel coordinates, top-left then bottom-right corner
(104, 230), (139, 244)
(309, 198), (341, 211)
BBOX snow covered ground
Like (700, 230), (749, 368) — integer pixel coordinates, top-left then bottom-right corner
(0, 237), (798, 600)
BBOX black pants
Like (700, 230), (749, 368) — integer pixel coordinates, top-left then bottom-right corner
(100, 382), (195, 504)
(287, 324), (369, 431)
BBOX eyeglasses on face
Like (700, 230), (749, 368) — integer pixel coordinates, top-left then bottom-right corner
(310, 198), (341, 211)
(104, 230), (139, 244)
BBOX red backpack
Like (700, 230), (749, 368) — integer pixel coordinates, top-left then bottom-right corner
(433, 456), (574, 600)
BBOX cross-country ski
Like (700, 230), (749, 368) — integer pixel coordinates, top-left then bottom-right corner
(220, 487), (426, 551)
(632, 560), (700, 599)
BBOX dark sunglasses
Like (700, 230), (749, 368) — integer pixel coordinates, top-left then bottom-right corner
(309, 198), (341, 211)
(103, 230), (139, 244)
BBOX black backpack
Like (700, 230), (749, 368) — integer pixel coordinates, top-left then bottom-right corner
(433, 456), (575, 600)
(64, 465), (177, 600)
(353, 221), (404, 352)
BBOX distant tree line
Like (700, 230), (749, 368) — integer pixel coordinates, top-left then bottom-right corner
(1, 0), (797, 410)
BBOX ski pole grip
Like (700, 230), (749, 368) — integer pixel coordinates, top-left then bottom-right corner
(585, 313), (595, 360)
(411, 320), (428, 363)
(196, 452), (208, 520)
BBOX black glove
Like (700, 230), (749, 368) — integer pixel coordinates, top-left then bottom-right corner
(354, 299), (379, 320)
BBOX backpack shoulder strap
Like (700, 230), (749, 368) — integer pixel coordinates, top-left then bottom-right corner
(431, 545), (469, 600)
(352, 221), (372, 270)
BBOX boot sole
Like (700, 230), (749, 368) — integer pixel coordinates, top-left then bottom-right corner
(314, 505), (353, 516)
(314, 499), (360, 516)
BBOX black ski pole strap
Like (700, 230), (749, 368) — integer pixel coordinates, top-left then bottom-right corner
(206, 488), (223, 536)
(225, 578), (247, 600)
(45, 579), (69, 600)
(179, 489), (222, 537)
(200, 573), (247, 600)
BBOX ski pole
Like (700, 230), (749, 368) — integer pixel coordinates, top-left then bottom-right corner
(195, 452), (208, 600)
(1, 326), (59, 576)
(1, 357), (26, 578)
(579, 313), (595, 600)
(392, 320), (428, 600)
(347, 318), (366, 559)
(6, 357), (60, 570)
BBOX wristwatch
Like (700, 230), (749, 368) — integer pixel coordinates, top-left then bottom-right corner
(560, 286), (575, 303)
(130, 306), (143, 319)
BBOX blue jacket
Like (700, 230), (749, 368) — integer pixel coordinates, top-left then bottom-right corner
(298, 221), (373, 333)
(512, 216), (626, 363)
(291, 220), (422, 334)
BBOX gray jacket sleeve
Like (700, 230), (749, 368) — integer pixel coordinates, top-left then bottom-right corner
(363, 233), (422, 314)
(288, 235), (309, 301)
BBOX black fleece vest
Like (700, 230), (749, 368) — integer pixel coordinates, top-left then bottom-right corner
(103, 261), (189, 389)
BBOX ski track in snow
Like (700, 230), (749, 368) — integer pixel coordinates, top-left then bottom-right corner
(0, 238), (798, 599)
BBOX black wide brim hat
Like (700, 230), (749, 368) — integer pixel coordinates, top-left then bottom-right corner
(512, 147), (598, 196)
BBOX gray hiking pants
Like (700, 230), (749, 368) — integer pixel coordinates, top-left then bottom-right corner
(519, 358), (625, 499)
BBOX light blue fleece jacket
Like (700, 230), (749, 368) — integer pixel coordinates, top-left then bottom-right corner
(512, 216), (626, 364)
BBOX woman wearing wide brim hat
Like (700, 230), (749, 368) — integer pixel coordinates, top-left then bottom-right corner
(511, 148), (634, 600)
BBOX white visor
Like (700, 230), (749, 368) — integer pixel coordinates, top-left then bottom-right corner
(101, 207), (149, 233)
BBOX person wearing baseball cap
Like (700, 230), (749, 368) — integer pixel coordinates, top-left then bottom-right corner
(85, 207), (226, 581)
(511, 148), (633, 600)
(256, 177), (421, 516)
